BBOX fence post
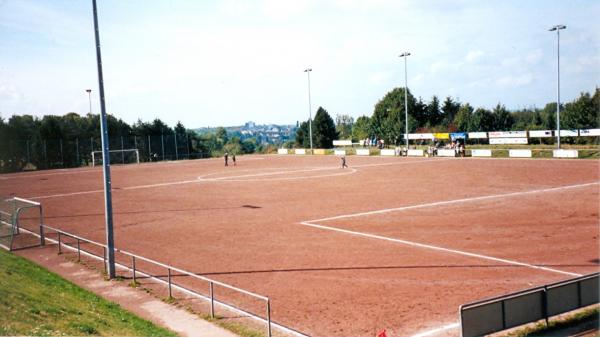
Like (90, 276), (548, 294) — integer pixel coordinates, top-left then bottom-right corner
(43, 140), (47, 168)
(59, 138), (64, 167)
(161, 133), (165, 160)
(26, 140), (30, 163)
(167, 268), (172, 298)
(58, 232), (62, 254)
(121, 136), (125, 164)
(174, 132), (178, 160)
(186, 133), (190, 159)
(76, 138), (80, 166)
(210, 281), (215, 318)
(77, 238), (81, 261)
(132, 256), (136, 284)
(267, 298), (272, 337)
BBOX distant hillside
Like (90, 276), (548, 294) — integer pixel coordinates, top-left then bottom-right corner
(194, 121), (297, 145)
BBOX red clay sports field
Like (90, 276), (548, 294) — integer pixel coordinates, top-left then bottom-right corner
(1, 154), (598, 336)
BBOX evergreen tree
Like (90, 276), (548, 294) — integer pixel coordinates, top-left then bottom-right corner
(313, 107), (338, 148)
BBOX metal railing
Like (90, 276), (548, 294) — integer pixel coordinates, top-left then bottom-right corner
(460, 272), (599, 337)
(38, 224), (274, 337)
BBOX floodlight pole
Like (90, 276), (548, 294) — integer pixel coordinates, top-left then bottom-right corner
(92, 0), (116, 279)
(304, 68), (313, 151)
(549, 25), (566, 149)
(399, 52), (411, 154)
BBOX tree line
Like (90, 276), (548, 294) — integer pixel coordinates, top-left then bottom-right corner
(0, 113), (263, 173)
(294, 87), (599, 148)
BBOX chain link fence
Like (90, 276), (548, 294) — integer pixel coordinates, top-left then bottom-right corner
(1, 134), (208, 173)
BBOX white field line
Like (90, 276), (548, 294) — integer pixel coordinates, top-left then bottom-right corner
(299, 221), (581, 277)
(199, 167), (358, 182)
(17, 226), (309, 337)
(0, 168), (100, 180)
(29, 158), (445, 199)
(410, 322), (460, 337)
(351, 157), (454, 168)
(301, 182), (599, 278)
(31, 189), (105, 200)
(203, 169), (358, 182)
(307, 181), (599, 223)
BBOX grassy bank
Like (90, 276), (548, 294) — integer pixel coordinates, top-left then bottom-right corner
(0, 249), (176, 336)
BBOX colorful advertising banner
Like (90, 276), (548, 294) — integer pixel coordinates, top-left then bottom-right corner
(529, 130), (553, 138)
(488, 131), (527, 138)
(433, 133), (450, 139)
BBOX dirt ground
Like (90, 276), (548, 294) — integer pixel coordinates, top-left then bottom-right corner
(1, 155), (598, 337)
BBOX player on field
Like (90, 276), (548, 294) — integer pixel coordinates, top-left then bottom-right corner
(341, 155), (348, 168)
(224, 152), (229, 166)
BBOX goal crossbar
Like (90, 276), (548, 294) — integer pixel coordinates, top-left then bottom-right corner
(91, 149), (140, 167)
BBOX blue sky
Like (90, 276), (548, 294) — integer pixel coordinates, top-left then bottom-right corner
(1, 0), (598, 128)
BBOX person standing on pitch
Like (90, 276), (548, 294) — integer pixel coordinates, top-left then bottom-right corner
(341, 155), (348, 168)
(224, 152), (229, 166)
(232, 153), (236, 166)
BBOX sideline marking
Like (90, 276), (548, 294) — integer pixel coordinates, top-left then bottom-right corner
(307, 182), (599, 223)
(299, 221), (581, 277)
(199, 166), (357, 182)
(410, 322), (460, 337)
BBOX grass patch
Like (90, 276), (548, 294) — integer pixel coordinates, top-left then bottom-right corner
(201, 313), (265, 337)
(0, 249), (177, 336)
(501, 306), (599, 337)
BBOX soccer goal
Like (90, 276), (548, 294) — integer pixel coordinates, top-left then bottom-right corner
(0, 197), (43, 251)
(91, 149), (140, 167)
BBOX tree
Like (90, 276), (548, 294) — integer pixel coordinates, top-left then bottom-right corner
(441, 96), (461, 127)
(562, 91), (598, 129)
(215, 127), (228, 145)
(425, 95), (443, 127)
(174, 121), (186, 136)
(335, 114), (354, 139)
(371, 87), (416, 145)
(453, 103), (473, 131)
(351, 116), (371, 142)
(491, 104), (513, 131)
(312, 107), (338, 148)
(541, 103), (557, 130)
(295, 121), (310, 147)
(470, 108), (495, 131)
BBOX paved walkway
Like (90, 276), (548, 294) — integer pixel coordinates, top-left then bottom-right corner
(16, 245), (239, 337)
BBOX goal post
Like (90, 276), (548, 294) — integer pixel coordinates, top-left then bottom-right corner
(91, 149), (140, 167)
(0, 197), (44, 251)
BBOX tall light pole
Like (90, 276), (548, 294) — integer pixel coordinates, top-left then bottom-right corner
(86, 89), (92, 114)
(92, 0), (116, 279)
(304, 68), (313, 151)
(399, 52), (411, 154)
(549, 25), (566, 149)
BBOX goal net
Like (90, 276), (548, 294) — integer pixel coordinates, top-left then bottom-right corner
(0, 197), (43, 251)
(91, 149), (140, 167)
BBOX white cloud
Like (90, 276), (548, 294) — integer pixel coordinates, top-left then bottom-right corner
(465, 50), (484, 62)
(496, 73), (533, 87)
(368, 71), (391, 86)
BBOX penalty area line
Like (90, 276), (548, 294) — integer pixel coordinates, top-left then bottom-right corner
(298, 221), (582, 278)
(307, 181), (599, 223)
